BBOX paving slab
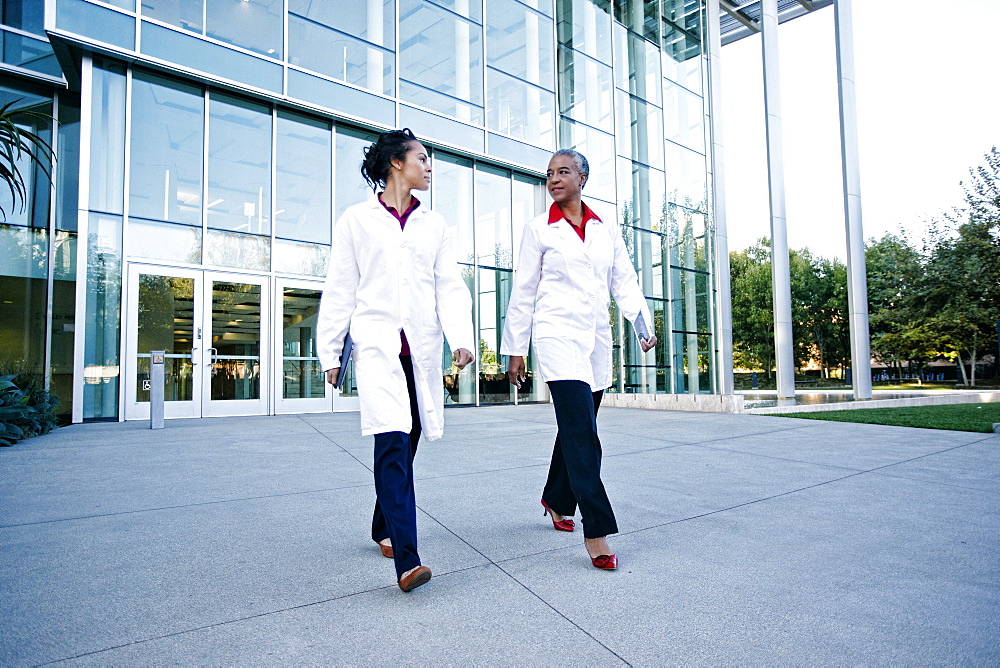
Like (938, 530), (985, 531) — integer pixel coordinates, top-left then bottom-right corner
(1, 405), (997, 665)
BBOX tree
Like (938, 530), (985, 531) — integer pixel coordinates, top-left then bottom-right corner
(730, 239), (776, 375)
(866, 233), (924, 372)
(0, 99), (54, 221)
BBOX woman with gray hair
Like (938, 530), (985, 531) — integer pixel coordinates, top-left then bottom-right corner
(501, 149), (656, 570)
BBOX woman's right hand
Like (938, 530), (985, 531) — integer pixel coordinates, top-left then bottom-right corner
(507, 356), (526, 388)
(325, 368), (340, 386)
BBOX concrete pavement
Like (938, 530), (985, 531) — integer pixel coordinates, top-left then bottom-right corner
(1, 405), (998, 665)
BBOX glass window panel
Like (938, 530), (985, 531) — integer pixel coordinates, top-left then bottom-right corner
(142, 0), (203, 33)
(670, 267), (711, 334)
(478, 267), (515, 404)
(83, 213), (123, 419)
(486, 0), (554, 90)
(664, 141), (707, 211)
(2, 31), (62, 77)
(626, 226), (666, 300)
(399, 0), (484, 123)
(136, 275), (195, 403)
(0, 89), (50, 229)
(288, 0), (395, 96)
(511, 172), (545, 268)
(475, 164), (513, 268)
(335, 125), (377, 220)
(203, 0), (283, 58)
(50, 231), (76, 419)
(617, 158), (665, 233)
(127, 218), (202, 264)
(614, 0), (658, 43)
(664, 81), (705, 153)
(558, 118), (615, 203)
(89, 62), (128, 217)
(442, 262), (476, 405)
(666, 204), (708, 272)
(56, 94), (81, 233)
(273, 239), (329, 277)
(276, 111), (332, 244)
(424, 0), (481, 22)
(556, 0), (611, 64)
(615, 89), (663, 169)
(622, 297), (668, 393)
(282, 287), (325, 399)
(431, 152), (475, 265)
(661, 17), (703, 94)
(204, 229), (269, 271)
(210, 281), (261, 400)
(0, 225), (47, 385)
(557, 46), (612, 131)
(129, 71), (203, 225)
(613, 24), (660, 105)
(1, 1), (45, 33)
(207, 92), (272, 235)
(486, 69), (555, 149)
(672, 331), (712, 394)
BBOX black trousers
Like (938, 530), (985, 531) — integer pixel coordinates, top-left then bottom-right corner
(542, 380), (618, 539)
(371, 355), (421, 579)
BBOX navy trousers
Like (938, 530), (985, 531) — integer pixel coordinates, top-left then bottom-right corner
(372, 355), (421, 579)
(542, 380), (618, 539)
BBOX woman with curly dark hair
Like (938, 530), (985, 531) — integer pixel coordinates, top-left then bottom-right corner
(317, 128), (474, 592)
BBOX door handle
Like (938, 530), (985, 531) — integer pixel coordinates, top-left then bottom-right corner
(206, 347), (218, 366)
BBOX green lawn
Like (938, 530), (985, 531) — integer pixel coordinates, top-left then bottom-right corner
(770, 402), (1000, 433)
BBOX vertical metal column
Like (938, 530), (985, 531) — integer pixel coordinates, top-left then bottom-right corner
(834, 0), (873, 400)
(760, 0), (795, 399)
(150, 350), (165, 429)
(707, 0), (734, 395)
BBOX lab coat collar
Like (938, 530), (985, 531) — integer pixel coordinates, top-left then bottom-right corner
(365, 193), (427, 224)
(547, 200), (603, 225)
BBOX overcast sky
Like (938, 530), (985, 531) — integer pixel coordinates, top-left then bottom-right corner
(719, 0), (1000, 260)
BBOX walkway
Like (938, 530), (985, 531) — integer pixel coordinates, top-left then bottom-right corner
(1, 405), (998, 664)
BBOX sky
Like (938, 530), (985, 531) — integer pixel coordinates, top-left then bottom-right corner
(719, 0), (1000, 260)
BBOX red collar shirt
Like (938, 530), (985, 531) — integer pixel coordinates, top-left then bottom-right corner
(379, 194), (421, 355)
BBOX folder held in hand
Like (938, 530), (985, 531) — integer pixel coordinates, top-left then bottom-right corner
(633, 312), (652, 342)
(335, 332), (353, 390)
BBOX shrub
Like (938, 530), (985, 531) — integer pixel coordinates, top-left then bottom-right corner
(0, 374), (59, 446)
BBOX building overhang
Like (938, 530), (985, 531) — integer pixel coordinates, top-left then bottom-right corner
(719, 0), (834, 46)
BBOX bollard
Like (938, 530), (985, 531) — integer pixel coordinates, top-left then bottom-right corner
(752, 372), (758, 390)
(150, 350), (165, 430)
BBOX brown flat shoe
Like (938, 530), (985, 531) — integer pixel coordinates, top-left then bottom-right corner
(398, 565), (431, 592)
(378, 540), (393, 558)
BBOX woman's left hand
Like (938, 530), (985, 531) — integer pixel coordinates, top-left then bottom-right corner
(640, 335), (657, 353)
(452, 348), (474, 369)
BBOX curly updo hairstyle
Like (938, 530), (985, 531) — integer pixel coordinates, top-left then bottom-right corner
(361, 128), (420, 193)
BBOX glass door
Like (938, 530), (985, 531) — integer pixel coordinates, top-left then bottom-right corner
(202, 273), (270, 417)
(274, 279), (330, 413)
(125, 265), (203, 419)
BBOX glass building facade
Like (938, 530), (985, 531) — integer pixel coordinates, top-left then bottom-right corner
(0, 0), (718, 423)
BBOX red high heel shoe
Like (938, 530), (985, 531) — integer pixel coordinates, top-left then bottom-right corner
(590, 553), (618, 570)
(541, 499), (575, 532)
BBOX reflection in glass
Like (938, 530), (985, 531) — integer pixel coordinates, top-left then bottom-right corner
(614, 0), (659, 43)
(475, 165), (513, 268)
(558, 118), (615, 203)
(90, 61), (127, 215)
(616, 89), (663, 169)
(664, 142), (708, 211)
(613, 25), (661, 106)
(1, 0), (45, 33)
(50, 232), (76, 418)
(129, 71), (203, 225)
(431, 152), (475, 264)
(556, 0), (611, 64)
(399, 0), (484, 123)
(282, 288), (325, 399)
(1, 31), (62, 77)
(135, 275), (195, 402)
(617, 157), (666, 233)
(210, 281), (261, 401)
(205, 229), (270, 271)
(335, 126), (378, 220)
(128, 219), (202, 264)
(83, 213), (123, 419)
(288, 0), (395, 95)
(486, 0), (554, 90)
(0, 90), (50, 229)
(276, 111), (332, 244)
(273, 239), (329, 277)
(208, 92), (272, 235)
(661, 4), (703, 94)
(663, 80), (705, 153)
(0, 225), (47, 387)
(511, 175), (548, 403)
(144, 0), (283, 58)
(557, 45), (613, 131)
(56, 94), (80, 233)
(478, 267), (515, 404)
(486, 70), (555, 149)
(443, 263), (476, 406)
(623, 297), (668, 393)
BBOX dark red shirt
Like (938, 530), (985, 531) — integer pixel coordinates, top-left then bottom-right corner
(379, 194), (420, 356)
(548, 201), (601, 241)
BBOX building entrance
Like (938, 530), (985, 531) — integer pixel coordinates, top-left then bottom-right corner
(124, 264), (271, 419)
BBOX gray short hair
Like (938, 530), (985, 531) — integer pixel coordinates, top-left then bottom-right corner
(552, 149), (589, 187)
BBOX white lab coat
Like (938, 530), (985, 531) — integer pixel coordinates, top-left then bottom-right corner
(317, 195), (475, 440)
(500, 204), (652, 391)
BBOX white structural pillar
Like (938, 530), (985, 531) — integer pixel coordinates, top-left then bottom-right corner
(834, 0), (873, 399)
(707, 0), (734, 395)
(760, 0), (796, 399)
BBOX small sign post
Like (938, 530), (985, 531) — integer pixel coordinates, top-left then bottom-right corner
(150, 351), (165, 430)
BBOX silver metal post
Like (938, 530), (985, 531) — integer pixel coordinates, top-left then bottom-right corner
(707, 0), (734, 395)
(834, 0), (872, 400)
(150, 351), (165, 429)
(760, 0), (796, 399)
